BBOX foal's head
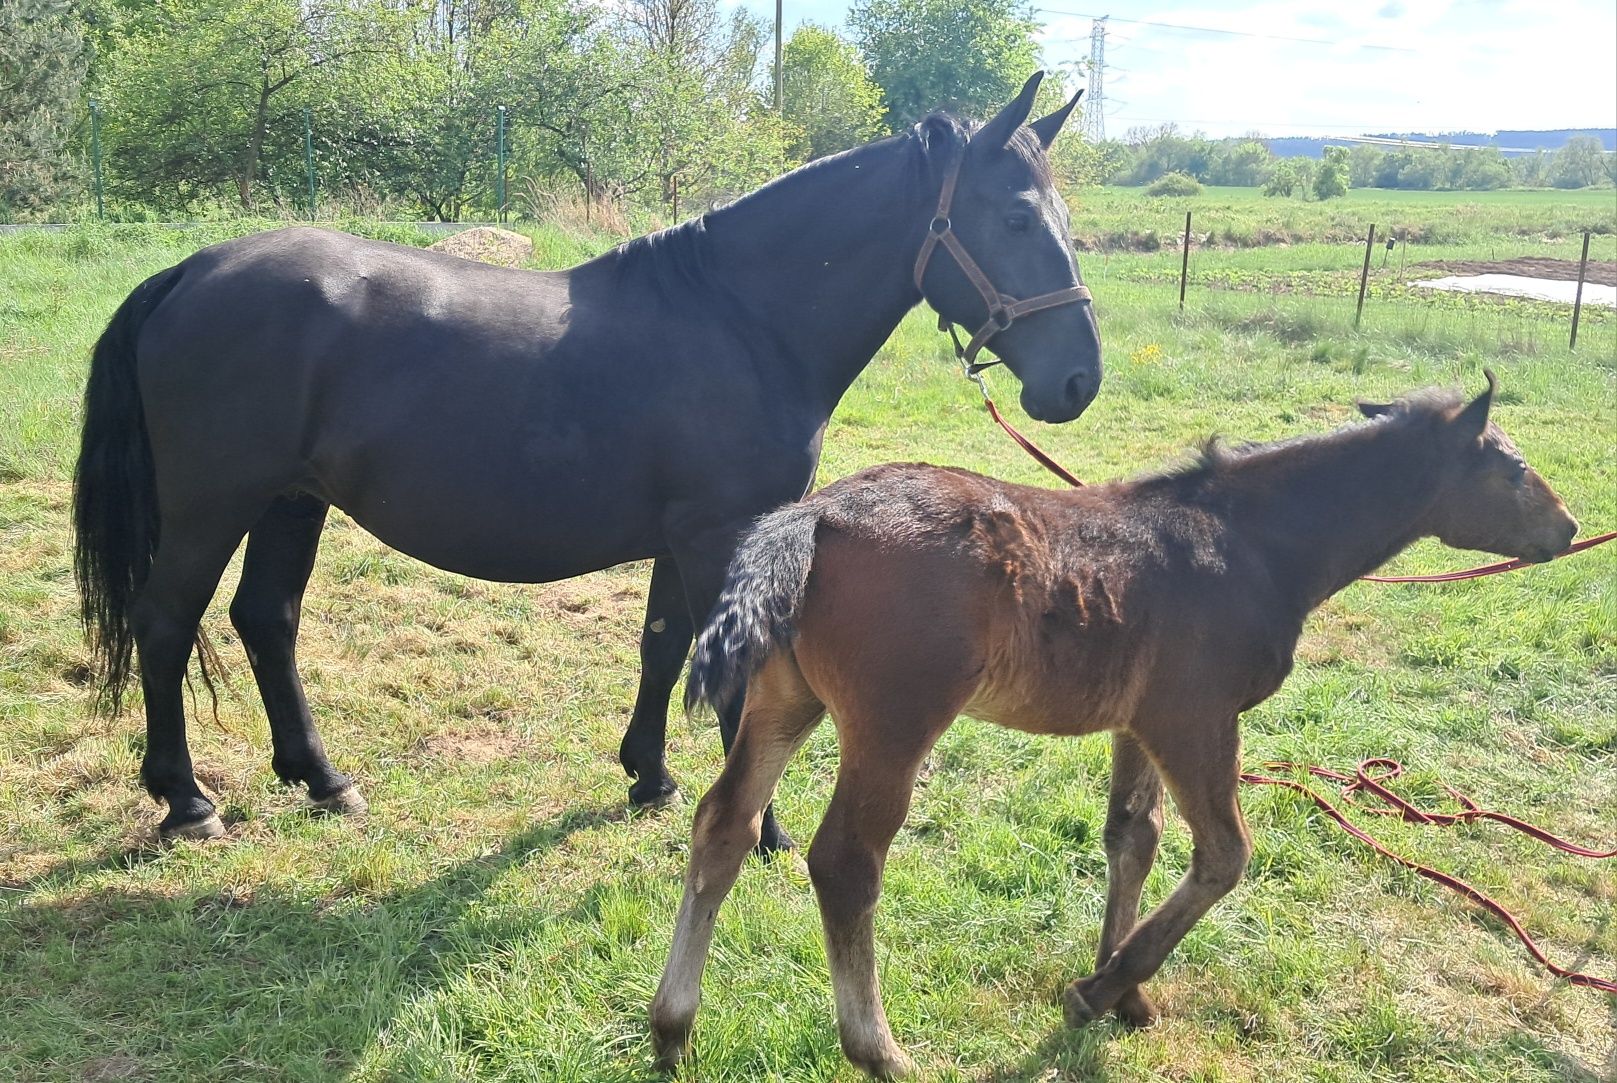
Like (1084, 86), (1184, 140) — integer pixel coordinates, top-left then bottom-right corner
(1360, 371), (1578, 563)
(914, 73), (1102, 423)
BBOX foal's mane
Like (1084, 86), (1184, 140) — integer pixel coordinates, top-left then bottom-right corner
(1149, 389), (1464, 494)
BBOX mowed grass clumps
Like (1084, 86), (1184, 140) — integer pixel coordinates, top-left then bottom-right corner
(1, 196), (1614, 1082)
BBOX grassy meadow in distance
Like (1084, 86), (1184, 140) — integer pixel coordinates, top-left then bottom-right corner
(1, 184), (1614, 1082)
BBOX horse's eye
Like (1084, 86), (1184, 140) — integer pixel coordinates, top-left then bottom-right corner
(1006, 212), (1031, 233)
(1510, 460), (1528, 484)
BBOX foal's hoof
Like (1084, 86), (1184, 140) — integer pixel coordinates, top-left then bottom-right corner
(160, 812), (226, 843)
(1114, 987), (1161, 1029)
(649, 1018), (692, 1072)
(628, 774), (682, 810)
(844, 1041), (914, 1080)
(310, 785), (368, 817)
(1062, 981), (1099, 1027)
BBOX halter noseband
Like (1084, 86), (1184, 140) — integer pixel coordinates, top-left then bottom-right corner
(913, 152), (1092, 373)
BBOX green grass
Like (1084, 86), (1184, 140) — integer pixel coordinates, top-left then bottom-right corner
(1, 192), (1614, 1082)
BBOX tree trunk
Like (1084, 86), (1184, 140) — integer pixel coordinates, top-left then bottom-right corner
(239, 78), (272, 210)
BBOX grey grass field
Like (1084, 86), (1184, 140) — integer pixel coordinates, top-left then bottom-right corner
(2, 190), (1614, 1082)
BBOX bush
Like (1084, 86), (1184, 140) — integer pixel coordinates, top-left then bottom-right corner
(1146, 171), (1201, 197)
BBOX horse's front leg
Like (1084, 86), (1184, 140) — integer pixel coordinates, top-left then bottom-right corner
(1065, 719), (1250, 1025)
(618, 556), (691, 807)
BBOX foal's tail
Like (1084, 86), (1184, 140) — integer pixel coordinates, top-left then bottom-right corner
(72, 265), (186, 714)
(685, 502), (824, 715)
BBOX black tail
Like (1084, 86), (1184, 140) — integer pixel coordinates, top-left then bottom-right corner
(72, 265), (185, 714)
(684, 502), (824, 715)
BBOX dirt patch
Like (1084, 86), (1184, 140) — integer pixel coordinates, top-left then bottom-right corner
(427, 226), (534, 267)
(1412, 257), (1616, 286)
(413, 726), (527, 765)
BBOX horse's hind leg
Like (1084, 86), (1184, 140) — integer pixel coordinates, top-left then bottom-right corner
(617, 556), (689, 808)
(809, 709), (953, 1080)
(133, 511), (257, 841)
(650, 657), (824, 1069)
(1096, 732), (1165, 1027)
(1064, 718), (1250, 1025)
(229, 494), (361, 814)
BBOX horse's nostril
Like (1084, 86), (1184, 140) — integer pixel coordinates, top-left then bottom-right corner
(1064, 371), (1097, 412)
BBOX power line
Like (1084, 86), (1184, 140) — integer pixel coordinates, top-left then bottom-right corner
(1035, 9), (1417, 53)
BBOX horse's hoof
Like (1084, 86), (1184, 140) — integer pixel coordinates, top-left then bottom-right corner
(628, 775), (682, 810)
(161, 812), (226, 843)
(1114, 987), (1161, 1029)
(754, 822), (797, 856)
(1062, 981), (1099, 1027)
(310, 785), (368, 817)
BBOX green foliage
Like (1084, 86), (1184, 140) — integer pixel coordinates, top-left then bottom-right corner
(849, 0), (1040, 130)
(98, 0), (395, 213)
(1146, 170), (1200, 197)
(781, 25), (885, 161)
(1313, 145), (1349, 200)
(0, 0), (87, 220)
(1549, 135), (1615, 189)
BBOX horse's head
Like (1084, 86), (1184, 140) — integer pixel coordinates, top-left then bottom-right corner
(914, 72), (1101, 423)
(1360, 371), (1578, 563)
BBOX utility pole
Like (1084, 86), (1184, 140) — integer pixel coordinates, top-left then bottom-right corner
(774, 0), (783, 113)
(1080, 16), (1107, 142)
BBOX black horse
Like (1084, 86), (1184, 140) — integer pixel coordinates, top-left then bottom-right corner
(73, 73), (1102, 849)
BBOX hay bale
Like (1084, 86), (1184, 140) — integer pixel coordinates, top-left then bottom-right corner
(428, 226), (534, 268)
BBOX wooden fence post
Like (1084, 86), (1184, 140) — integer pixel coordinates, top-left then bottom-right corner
(1354, 223), (1376, 329)
(1178, 210), (1191, 310)
(1570, 230), (1591, 350)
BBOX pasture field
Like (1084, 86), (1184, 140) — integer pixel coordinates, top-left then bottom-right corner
(1, 190), (1614, 1082)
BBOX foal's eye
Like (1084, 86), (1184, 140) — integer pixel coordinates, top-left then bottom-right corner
(1005, 212), (1031, 233)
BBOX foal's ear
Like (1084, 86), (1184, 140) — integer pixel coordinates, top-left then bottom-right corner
(1030, 89), (1083, 150)
(975, 71), (1045, 150)
(1454, 368), (1497, 439)
(1357, 401), (1395, 419)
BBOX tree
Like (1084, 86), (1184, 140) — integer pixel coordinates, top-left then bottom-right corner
(781, 25), (885, 160)
(1549, 136), (1611, 189)
(1207, 139), (1273, 187)
(1113, 124), (1214, 185)
(100, 0), (392, 212)
(0, 0), (87, 219)
(1312, 145), (1348, 200)
(849, 0), (1040, 130)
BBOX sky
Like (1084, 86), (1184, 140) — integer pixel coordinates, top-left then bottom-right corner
(726, 0), (1617, 139)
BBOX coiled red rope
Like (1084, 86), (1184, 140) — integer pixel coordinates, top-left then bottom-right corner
(980, 389), (1616, 994)
(1240, 760), (1616, 994)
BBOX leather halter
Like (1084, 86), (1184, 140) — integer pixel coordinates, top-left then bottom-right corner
(913, 151), (1092, 371)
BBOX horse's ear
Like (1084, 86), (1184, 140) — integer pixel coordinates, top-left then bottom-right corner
(914, 113), (962, 162)
(1030, 89), (1082, 150)
(1455, 368), (1496, 439)
(1357, 401), (1395, 419)
(974, 71), (1044, 149)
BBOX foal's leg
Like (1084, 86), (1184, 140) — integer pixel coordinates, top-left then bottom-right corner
(809, 712), (952, 1079)
(228, 494), (361, 813)
(1097, 732), (1165, 1027)
(133, 511), (256, 840)
(1064, 721), (1250, 1025)
(617, 556), (690, 807)
(650, 659), (824, 1068)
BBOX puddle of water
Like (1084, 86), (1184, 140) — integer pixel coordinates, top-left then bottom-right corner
(1411, 273), (1617, 309)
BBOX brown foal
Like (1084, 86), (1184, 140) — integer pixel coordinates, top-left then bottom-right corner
(651, 374), (1578, 1077)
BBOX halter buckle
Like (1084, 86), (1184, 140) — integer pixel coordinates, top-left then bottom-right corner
(928, 216), (951, 235)
(989, 306), (1013, 331)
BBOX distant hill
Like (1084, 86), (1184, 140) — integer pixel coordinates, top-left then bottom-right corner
(1265, 129), (1616, 159)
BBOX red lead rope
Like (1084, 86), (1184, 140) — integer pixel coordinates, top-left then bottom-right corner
(1241, 760), (1616, 995)
(977, 388), (1616, 995)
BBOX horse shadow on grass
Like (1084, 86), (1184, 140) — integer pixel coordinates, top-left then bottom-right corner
(2, 801), (668, 1081)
